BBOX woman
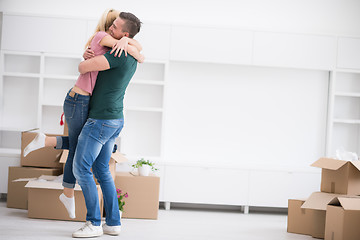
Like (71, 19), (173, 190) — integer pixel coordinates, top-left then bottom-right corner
(23, 9), (144, 219)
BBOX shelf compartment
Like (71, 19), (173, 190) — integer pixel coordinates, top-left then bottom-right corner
(335, 72), (360, 93)
(44, 56), (81, 76)
(124, 84), (164, 109)
(0, 130), (21, 149)
(4, 54), (40, 74)
(120, 111), (162, 157)
(41, 105), (64, 135)
(333, 96), (360, 120)
(2, 76), (39, 130)
(132, 62), (165, 82)
(331, 123), (360, 156)
(43, 78), (75, 106)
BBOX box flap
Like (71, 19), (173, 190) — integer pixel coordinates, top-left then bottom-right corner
(338, 197), (360, 210)
(350, 161), (360, 172)
(111, 151), (128, 163)
(311, 158), (348, 170)
(25, 175), (82, 191)
(301, 192), (340, 210)
(59, 150), (69, 164)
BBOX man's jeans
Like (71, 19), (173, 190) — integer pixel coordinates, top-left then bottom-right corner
(73, 118), (124, 226)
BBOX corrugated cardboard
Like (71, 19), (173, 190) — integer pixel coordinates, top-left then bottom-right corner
(115, 172), (160, 219)
(301, 192), (341, 239)
(311, 158), (360, 195)
(287, 199), (312, 235)
(21, 131), (63, 168)
(325, 197), (360, 240)
(7, 166), (62, 209)
(59, 150), (128, 181)
(25, 176), (103, 222)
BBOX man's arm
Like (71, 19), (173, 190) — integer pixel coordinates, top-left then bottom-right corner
(78, 55), (110, 74)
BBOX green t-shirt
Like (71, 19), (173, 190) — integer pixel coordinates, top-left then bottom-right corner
(88, 51), (137, 119)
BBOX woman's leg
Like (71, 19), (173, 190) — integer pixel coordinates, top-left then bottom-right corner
(60, 90), (90, 219)
(23, 134), (66, 157)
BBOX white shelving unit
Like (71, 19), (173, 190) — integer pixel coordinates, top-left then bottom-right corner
(327, 69), (360, 156)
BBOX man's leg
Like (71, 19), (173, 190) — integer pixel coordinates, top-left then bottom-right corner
(72, 118), (123, 237)
(92, 119), (123, 235)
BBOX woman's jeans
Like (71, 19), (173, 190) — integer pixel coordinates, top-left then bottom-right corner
(56, 89), (90, 189)
(73, 118), (124, 226)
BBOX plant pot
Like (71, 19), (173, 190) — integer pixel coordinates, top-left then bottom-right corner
(138, 165), (151, 176)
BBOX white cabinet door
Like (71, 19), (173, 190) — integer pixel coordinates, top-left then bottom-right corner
(163, 165), (249, 205)
(2, 14), (87, 54)
(248, 170), (321, 208)
(337, 37), (360, 70)
(253, 32), (337, 70)
(170, 25), (253, 65)
(136, 23), (171, 60)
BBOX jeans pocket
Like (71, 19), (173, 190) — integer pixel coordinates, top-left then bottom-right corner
(64, 101), (76, 119)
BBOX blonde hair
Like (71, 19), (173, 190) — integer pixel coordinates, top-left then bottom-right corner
(85, 9), (120, 49)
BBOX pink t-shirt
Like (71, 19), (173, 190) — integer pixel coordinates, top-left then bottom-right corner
(75, 31), (110, 95)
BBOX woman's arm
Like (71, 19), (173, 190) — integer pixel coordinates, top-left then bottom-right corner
(100, 35), (144, 62)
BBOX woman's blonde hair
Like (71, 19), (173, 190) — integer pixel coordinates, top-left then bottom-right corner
(85, 9), (120, 49)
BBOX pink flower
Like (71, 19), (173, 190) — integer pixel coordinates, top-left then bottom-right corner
(116, 189), (121, 194)
(117, 195), (120, 198)
(124, 193), (128, 198)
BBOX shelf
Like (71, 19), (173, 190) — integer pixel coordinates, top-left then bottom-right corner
(125, 107), (163, 112)
(333, 119), (360, 124)
(131, 80), (165, 85)
(334, 92), (360, 97)
(3, 72), (40, 78)
(0, 148), (21, 157)
(43, 74), (78, 80)
(335, 69), (360, 74)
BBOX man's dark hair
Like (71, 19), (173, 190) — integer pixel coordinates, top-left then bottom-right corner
(119, 12), (142, 38)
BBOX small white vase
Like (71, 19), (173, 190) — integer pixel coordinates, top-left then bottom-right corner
(138, 165), (151, 176)
(119, 210), (122, 219)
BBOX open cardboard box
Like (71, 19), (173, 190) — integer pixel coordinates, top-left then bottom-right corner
(7, 166), (62, 209)
(325, 196), (360, 240)
(59, 150), (128, 181)
(312, 158), (360, 195)
(25, 175), (103, 222)
(300, 192), (342, 239)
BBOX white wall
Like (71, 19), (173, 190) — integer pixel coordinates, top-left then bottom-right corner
(0, 0), (360, 37)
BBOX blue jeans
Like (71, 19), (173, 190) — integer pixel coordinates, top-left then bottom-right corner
(57, 89), (90, 189)
(73, 118), (124, 226)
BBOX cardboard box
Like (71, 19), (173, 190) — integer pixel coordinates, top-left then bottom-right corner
(311, 158), (360, 195)
(115, 172), (160, 219)
(301, 192), (341, 239)
(21, 131), (63, 168)
(59, 150), (128, 181)
(25, 175), (103, 222)
(325, 197), (360, 240)
(287, 199), (312, 235)
(7, 166), (62, 209)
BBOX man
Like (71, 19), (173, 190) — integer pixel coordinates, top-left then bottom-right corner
(71, 12), (142, 238)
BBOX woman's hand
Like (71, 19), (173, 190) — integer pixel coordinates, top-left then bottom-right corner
(110, 37), (129, 57)
(83, 47), (95, 60)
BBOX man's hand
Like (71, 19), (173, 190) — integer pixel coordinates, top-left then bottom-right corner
(83, 47), (95, 60)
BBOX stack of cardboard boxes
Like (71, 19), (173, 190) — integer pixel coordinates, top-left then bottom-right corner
(7, 128), (161, 221)
(288, 157), (360, 239)
(7, 130), (104, 222)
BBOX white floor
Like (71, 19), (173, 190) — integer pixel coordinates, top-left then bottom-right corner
(0, 200), (314, 240)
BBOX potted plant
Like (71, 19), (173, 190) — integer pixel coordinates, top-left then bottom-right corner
(132, 158), (158, 176)
(116, 188), (128, 218)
